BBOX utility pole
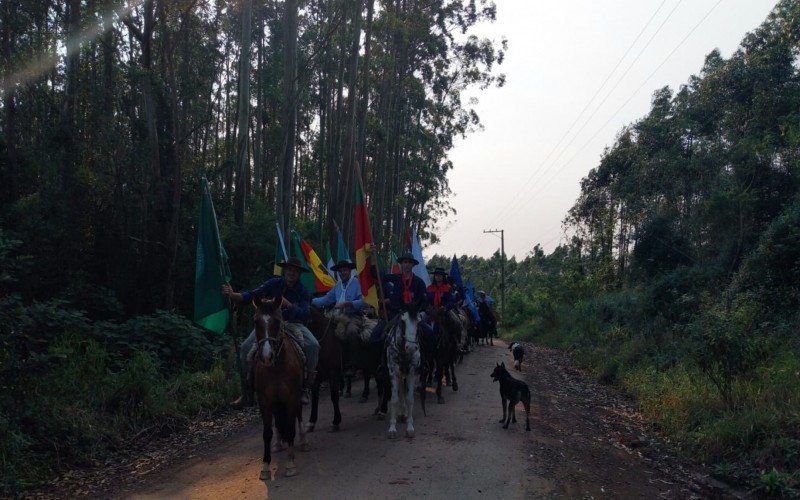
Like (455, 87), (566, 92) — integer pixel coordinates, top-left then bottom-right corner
(483, 229), (505, 319)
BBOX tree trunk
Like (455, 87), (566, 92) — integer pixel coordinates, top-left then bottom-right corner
(234, 0), (253, 224)
(278, 0), (298, 238)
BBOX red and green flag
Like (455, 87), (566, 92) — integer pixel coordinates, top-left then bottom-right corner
(355, 183), (379, 311)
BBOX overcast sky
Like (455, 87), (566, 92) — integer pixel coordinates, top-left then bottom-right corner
(426, 0), (778, 260)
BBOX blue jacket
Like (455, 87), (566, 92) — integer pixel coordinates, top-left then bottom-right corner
(241, 277), (310, 323)
(383, 272), (428, 317)
(311, 278), (365, 315)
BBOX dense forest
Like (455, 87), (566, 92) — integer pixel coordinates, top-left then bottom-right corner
(452, 1), (799, 494)
(0, 0), (504, 492)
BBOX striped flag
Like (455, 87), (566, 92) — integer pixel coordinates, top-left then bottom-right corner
(411, 229), (431, 286)
(291, 231), (336, 294)
(355, 183), (379, 311)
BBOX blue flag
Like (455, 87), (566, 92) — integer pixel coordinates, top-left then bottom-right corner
(465, 279), (481, 323)
(450, 255), (464, 289)
(336, 228), (350, 262)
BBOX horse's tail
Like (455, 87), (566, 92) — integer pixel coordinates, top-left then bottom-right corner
(274, 403), (295, 444)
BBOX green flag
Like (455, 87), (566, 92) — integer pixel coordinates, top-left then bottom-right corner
(290, 231), (317, 293)
(194, 178), (232, 334)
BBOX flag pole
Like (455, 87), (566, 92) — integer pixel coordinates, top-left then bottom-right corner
(354, 160), (388, 322)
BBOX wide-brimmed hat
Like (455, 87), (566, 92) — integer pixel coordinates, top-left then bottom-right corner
(330, 259), (357, 272)
(396, 252), (419, 265)
(430, 267), (448, 276)
(277, 257), (310, 273)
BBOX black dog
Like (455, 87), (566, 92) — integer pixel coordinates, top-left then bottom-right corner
(490, 362), (531, 431)
(509, 342), (524, 370)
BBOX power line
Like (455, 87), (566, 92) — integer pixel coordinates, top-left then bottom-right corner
(487, 0), (674, 227)
(521, 0), (724, 205)
(508, 0), (725, 245)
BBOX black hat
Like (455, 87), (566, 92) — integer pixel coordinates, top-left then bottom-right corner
(330, 259), (357, 272)
(431, 267), (447, 276)
(396, 252), (419, 265)
(277, 257), (310, 273)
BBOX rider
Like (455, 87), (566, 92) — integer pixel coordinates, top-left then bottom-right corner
(311, 259), (365, 316)
(369, 252), (431, 343)
(426, 267), (454, 310)
(223, 257), (320, 407)
(312, 259), (366, 371)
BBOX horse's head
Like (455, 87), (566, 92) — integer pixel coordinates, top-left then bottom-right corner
(254, 292), (284, 340)
(398, 301), (422, 339)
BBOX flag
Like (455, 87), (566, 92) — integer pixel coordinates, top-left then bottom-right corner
(273, 223), (288, 276)
(355, 183), (379, 311)
(411, 229), (431, 286)
(336, 228), (350, 262)
(403, 225), (412, 253)
(465, 279), (481, 323)
(291, 231), (336, 294)
(450, 255), (464, 289)
(194, 178), (232, 334)
(325, 242), (336, 279)
(390, 250), (401, 274)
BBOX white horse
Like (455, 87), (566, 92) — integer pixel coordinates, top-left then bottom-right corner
(385, 305), (422, 439)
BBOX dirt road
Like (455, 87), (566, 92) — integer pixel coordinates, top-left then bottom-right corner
(115, 340), (727, 499)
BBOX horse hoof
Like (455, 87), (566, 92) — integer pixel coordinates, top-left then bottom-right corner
(453, 383), (459, 391)
(328, 424), (340, 433)
(271, 445), (285, 453)
(375, 412), (385, 421)
(259, 469), (269, 481)
(388, 429), (397, 439)
(437, 396), (445, 404)
(406, 428), (415, 438)
(359, 396), (368, 403)
(284, 465), (297, 477)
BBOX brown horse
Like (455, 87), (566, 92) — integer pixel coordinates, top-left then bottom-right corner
(306, 305), (343, 432)
(252, 293), (309, 480)
(426, 307), (461, 403)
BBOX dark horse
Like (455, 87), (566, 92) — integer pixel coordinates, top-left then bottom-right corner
(253, 293), (309, 480)
(426, 307), (461, 404)
(477, 301), (497, 346)
(306, 305), (343, 432)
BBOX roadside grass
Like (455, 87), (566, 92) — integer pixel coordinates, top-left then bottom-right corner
(500, 322), (800, 496)
(0, 338), (239, 495)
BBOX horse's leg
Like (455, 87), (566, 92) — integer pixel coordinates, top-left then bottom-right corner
(307, 375), (321, 432)
(436, 358), (445, 404)
(260, 409), (274, 481)
(405, 372), (416, 438)
(297, 404), (311, 451)
(388, 373), (399, 439)
(344, 373), (352, 397)
(284, 407), (298, 477)
(451, 358), (459, 391)
(329, 369), (342, 432)
(360, 366), (371, 403)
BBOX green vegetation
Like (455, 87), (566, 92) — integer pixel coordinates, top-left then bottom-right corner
(442, 2), (800, 494)
(0, 0), (503, 494)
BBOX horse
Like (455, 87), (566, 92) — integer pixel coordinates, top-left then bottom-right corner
(384, 302), (425, 439)
(306, 305), (343, 432)
(477, 301), (497, 346)
(423, 307), (461, 404)
(252, 293), (309, 480)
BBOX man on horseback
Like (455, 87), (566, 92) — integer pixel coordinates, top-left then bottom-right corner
(223, 257), (320, 406)
(369, 252), (430, 343)
(426, 267), (454, 310)
(312, 259), (366, 374)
